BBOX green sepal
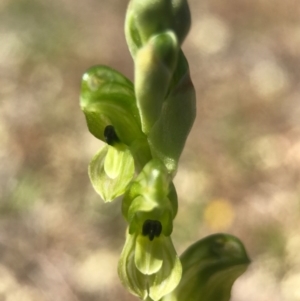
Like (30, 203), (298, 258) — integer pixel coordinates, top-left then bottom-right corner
(162, 233), (251, 301)
(148, 52), (196, 174)
(80, 65), (145, 146)
(125, 0), (191, 57)
(88, 145), (135, 202)
(118, 231), (182, 301)
(135, 31), (178, 134)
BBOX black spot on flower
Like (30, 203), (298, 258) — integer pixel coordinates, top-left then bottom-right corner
(142, 220), (162, 241)
(104, 125), (120, 145)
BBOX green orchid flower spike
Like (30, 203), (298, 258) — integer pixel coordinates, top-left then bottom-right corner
(162, 233), (251, 301)
(80, 0), (251, 300)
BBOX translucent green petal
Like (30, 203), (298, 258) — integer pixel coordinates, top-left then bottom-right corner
(135, 234), (163, 275)
(88, 145), (134, 202)
(80, 65), (145, 145)
(104, 145), (133, 179)
(118, 232), (148, 300)
(149, 236), (182, 301)
(162, 234), (250, 301)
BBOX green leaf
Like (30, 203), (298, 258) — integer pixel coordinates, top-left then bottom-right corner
(80, 65), (145, 146)
(162, 233), (250, 301)
(88, 145), (134, 202)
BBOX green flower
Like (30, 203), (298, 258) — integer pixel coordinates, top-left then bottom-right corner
(122, 159), (178, 235)
(162, 233), (251, 301)
(118, 229), (182, 301)
(88, 134), (134, 202)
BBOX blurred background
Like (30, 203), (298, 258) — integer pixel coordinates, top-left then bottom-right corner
(0, 0), (300, 300)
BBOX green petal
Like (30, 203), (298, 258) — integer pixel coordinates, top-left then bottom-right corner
(104, 145), (132, 179)
(88, 145), (134, 202)
(135, 234), (163, 275)
(118, 232), (148, 300)
(149, 236), (182, 301)
(162, 234), (250, 301)
(80, 65), (145, 145)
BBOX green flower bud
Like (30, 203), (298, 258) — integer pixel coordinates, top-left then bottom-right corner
(135, 31), (178, 134)
(80, 65), (145, 146)
(118, 229), (182, 301)
(148, 51), (196, 174)
(122, 159), (177, 235)
(88, 142), (134, 202)
(125, 0), (191, 57)
(162, 233), (251, 301)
